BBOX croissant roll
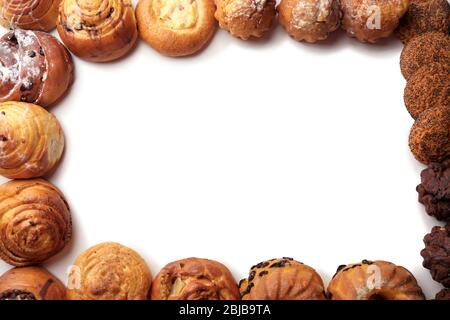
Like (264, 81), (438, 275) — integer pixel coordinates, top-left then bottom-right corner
(0, 0), (61, 31)
(0, 30), (74, 107)
(0, 179), (72, 266)
(0, 267), (66, 300)
(57, 0), (138, 62)
(67, 242), (152, 300)
(0, 102), (65, 179)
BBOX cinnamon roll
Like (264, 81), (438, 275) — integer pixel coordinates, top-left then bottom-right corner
(0, 30), (74, 107)
(0, 0), (60, 31)
(0, 101), (65, 179)
(67, 242), (152, 300)
(0, 179), (72, 266)
(57, 0), (138, 62)
(151, 257), (240, 300)
(0, 267), (66, 300)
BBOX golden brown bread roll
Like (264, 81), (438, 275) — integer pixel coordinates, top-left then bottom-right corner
(0, 0), (61, 31)
(57, 0), (138, 62)
(0, 179), (72, 266)
(67, 242), (152, 300)
(0, 102), (65, 179)
(0, 30), (74, 107)
(239, 258), (327, 300)
(151, 257), (240, 300)
(0, 267), (66, 300)
(136, 0), (217, 56)
(214, 0), (276, 40)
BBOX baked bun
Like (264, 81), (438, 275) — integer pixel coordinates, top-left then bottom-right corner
(57, 0), (138, 62)
(0, 30), (74, 107)
(239, 258), (326, 300)
(327, 260), (425, 300)
(0, 179), (72, 266)
(151, 257), (240, 300)
(278, 0), (341, 43)
(136, 0), (217, 56)
(214, 0), (276, 40)
(0, 102), (65, 179)
(67, 242), (151, 300)
(0, 267), (66, 300)
(0, 0), (60, 31)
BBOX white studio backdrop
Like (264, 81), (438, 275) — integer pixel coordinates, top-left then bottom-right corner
(0, 8), (444, 299)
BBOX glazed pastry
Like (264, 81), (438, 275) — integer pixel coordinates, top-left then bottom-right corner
(278, 0), (341, 43)
(0, 267), (66, 300)
(400, 32), (450, 80)
(67, 242), (151, 300)
(421, 224), (450, 287)
(214, 0), (276, 40)
(0, 30), (74, 107)
(340, 0), (409, 43)
(0, 179), (72, 266)
(136, 0), (217, 56)
(57, 0), (138, 62)
(395, 0), (450, 44)
(409, 107), (450, 165)
(0, 102), (65, 179)
(151, 257), (240, 300)
(0, 0), (60, 31)
(327, 260), (425, 300)
(239, 258), (327, 300)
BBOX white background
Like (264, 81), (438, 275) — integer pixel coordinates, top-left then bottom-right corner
(0, 8), (445, 299)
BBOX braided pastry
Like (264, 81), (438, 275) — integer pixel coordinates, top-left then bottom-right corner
(0, 0), (60, 31)
(0, 179), (72, 266)
(151, 257), (240, 300)
(0, 101), (65, 179)
(0, 30), (74, 107)
(57, 0), (138, 62)
(67, 242), (152, 300)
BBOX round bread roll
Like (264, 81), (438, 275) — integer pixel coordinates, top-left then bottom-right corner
(0, 267), (66, 300)
(0, 0), (61, 31)
(67, 242), (152, 300)
(0, 101), (65, 179)
(151, 257), (240, 300)
(0, 30), (74, 107)
(136, 0), (217, 56)
(57, 0), (138, 62)
(0, 179), (72, 266)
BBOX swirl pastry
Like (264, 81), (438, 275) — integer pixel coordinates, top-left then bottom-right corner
(239, 258), (327, 300)
(0, 0), (60, 31)
(0, 102), (65, 179)
(214, 0), (277, 40)
(67, 242), (152, 300)
(136, 0), (217, 56)
(327, 260), (425, 300)
(151, 257), (240, 300)
(0, 30), (74, 107)
(0, 179), (72, 266)
(57, 0), (138, 62)
(0, 267), (66, 300)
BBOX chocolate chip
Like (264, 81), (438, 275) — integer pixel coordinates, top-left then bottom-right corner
(39, 47), (45, 56)
(252, 261), (269, 269)
(1, 111), (5, 116)
(259, 271), (268, 277)
(7, 32), (17, 44)
(362, 259), (373, 265)
(107, 7), (114, 18)
(248, 271), (256, 281)
(270, 260), (289, 268)
(28, 51), (36, 58)
(282, 257), (294, 261)
(0, 289), (36, 300)
(20, 80), (33, 91)
(238, 279), (245, 288)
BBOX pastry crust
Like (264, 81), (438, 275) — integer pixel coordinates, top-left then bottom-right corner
(136, 0), (217, 56)
(214, 0), (276, 39)
(0, 30), (74, 107)
(57, 0), (138, 62)
(0, 0), (61, 31)
(0, 267), (66, 300)
(151, 257), (240, 300)
(239, 258), (327, 300)
(0, 179), (72, 266)
(327, 260), (425, 300)
(278, 0), (341, 43)
(340, 0), (409, 43)
(0, 102), (65, 179)
(67, 242), (152, 300)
